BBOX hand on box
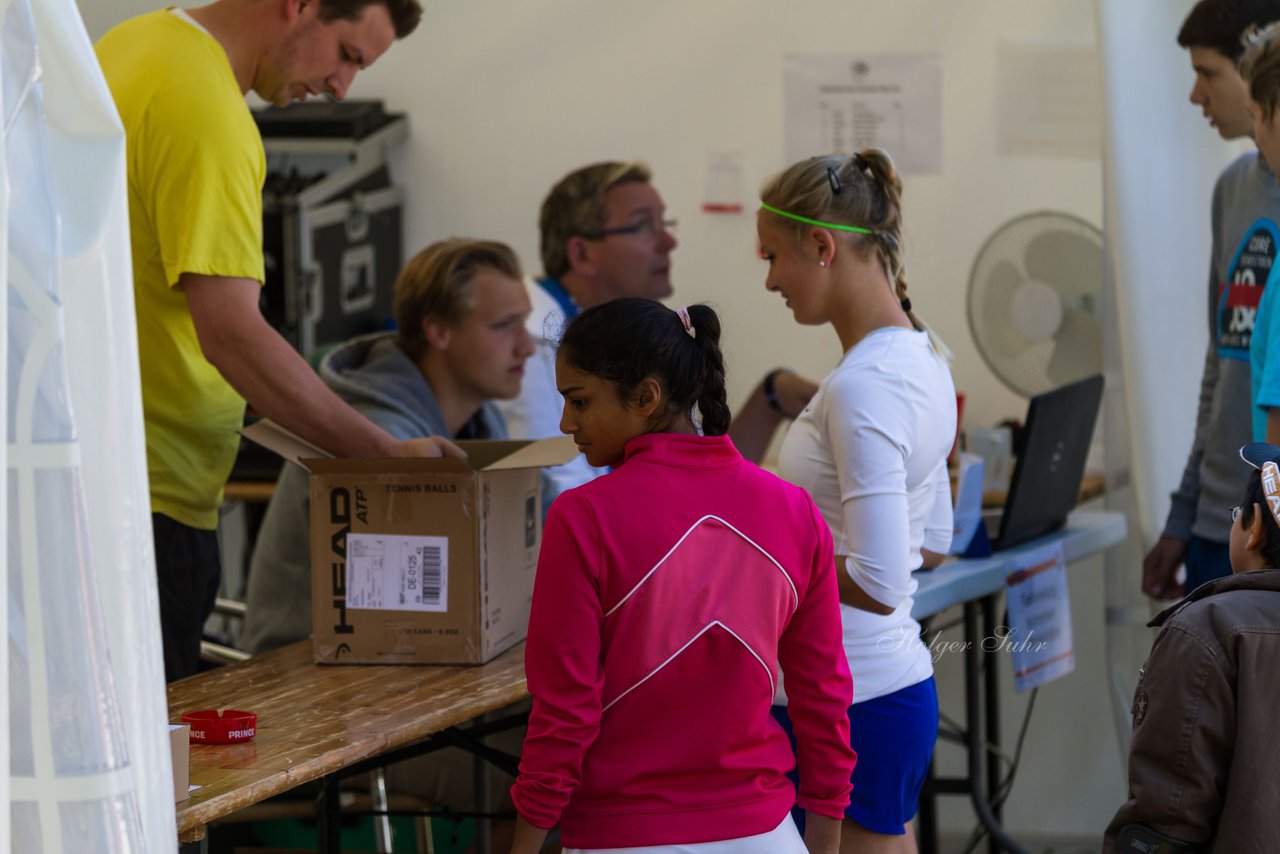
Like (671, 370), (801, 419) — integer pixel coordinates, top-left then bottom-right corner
(394, 436), (467, 460)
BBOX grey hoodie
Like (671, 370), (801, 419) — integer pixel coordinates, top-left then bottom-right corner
(243, 333), (505, 654)
(1165, 153), (1280, 545)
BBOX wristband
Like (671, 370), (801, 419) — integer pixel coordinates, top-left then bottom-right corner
(181, 709), (257, 744)
(763, 368), (794, 417)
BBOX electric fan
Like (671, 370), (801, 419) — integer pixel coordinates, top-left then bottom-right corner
(966, 211), (1104, 398)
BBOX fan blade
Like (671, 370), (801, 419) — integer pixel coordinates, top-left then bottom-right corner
(1045, 308), (1103, 387)
(974, 260), (1028, 358)
(1023, 226), (1104, 306)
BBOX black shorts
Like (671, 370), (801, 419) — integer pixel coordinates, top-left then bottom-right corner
(153, 513), (221, 682)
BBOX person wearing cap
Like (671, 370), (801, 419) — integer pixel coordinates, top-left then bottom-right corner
(1105, 442), (1280, 851)
(500, 161), (817, 512)
(1142, 0), (1280, 602)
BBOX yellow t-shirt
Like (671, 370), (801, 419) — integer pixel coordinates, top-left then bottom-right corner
(97, 10), (266, 529)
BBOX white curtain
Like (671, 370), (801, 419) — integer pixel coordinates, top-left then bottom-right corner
(7, 0), (172, 850)
(1097, 0), (1247, 756)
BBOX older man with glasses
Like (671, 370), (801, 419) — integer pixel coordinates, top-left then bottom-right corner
(501, 161), (819, 513)
(499, 162), (677, 508)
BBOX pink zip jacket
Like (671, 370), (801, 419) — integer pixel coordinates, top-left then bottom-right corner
(511, 433), (856, 849)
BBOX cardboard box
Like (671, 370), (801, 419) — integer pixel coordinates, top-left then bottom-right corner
(243, 421), (576, 664)
(169, 723), (190, 802)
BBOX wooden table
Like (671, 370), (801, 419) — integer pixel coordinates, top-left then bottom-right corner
(169, 640), (527, 846)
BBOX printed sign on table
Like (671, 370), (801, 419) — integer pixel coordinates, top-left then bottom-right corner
(1003, 540), (1074, 691)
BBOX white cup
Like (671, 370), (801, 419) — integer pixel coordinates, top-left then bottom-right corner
(966, 427), (1013, 492)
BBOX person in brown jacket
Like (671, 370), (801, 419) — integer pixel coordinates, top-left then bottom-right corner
(1106, 442), (1280, 852)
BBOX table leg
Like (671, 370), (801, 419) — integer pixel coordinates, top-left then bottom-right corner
(372, 767), (394, 853)
(917, 759), (939, 854)
(319, 774), (343, 854)
(983, 594), (1003, 854)
(474, 745), (492, 854)
(964, 600), (1027, 854)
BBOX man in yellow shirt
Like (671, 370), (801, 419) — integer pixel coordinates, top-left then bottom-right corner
(96, 0), (451, 681)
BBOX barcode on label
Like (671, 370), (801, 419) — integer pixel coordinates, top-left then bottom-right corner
(421, 544), (443, 606)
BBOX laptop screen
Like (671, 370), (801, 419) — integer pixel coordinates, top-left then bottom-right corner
(994, 374), (1104, 551)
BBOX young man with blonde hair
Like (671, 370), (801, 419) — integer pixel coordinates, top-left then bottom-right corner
(245, 238), (534, 653)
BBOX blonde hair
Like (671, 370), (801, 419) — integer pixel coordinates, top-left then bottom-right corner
(393, 238), (522, 361)
(1242, 22), (1280, 121)
(759, 149), (950, 357)
(539, 161), (652, 280)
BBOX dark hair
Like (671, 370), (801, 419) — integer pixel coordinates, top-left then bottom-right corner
(318, 0), (422, 39)
(558, 298), (731, 436)
(1178, 0), (1280, 60)
(1239, 467), (1280, 567)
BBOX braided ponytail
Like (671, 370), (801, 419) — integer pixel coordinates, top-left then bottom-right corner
(686, 305), (730, 436)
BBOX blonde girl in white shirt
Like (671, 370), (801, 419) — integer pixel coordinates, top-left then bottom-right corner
(759, 150), (955, 854)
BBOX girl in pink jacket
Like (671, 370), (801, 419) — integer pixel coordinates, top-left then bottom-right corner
(510, 298), (856, 854)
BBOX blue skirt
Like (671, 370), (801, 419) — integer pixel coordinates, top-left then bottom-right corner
(771, 675), (939, 834)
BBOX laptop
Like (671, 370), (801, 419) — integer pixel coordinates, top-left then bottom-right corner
(982, 374), (1105, 551)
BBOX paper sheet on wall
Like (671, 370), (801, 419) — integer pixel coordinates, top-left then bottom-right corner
(1004, 541), (1075, 691)
(784, 53), (941, 172)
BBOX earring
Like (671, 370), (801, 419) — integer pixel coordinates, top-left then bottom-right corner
(818, 260), (827, 267)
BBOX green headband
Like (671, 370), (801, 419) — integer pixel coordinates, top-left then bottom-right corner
(759, 202), (879, 236)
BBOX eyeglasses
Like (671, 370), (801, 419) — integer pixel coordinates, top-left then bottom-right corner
(581, 218), (677, 240)
(1231, 505), (1244, 523)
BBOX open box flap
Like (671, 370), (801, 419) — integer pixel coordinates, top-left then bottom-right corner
(303, 456), (473, 475)
(241, 419), (330, 471)
(458, 436), (578, 471)
(243, 419), (577, 473)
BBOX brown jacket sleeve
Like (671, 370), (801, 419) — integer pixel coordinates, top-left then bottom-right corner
(1103, 622), (1235, 851)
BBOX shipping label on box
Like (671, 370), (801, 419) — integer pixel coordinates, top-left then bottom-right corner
(347, 532), (449, 612)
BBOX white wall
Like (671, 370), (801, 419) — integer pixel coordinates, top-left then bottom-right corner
(80, 0), (1102, 436)
(81, 0), (1238, 842)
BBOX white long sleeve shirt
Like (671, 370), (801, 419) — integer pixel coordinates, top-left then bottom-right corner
(778, 327), (955, 703)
